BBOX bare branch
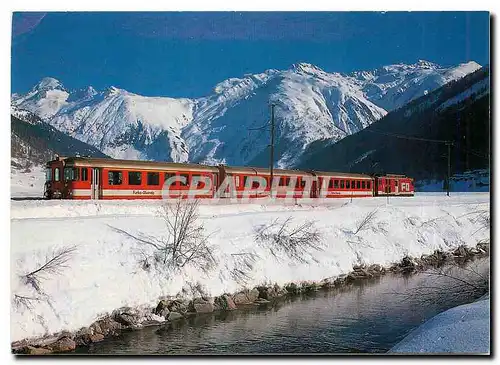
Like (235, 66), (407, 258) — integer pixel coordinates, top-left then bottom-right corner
(20, 246), (77, 295)
(254, 216), (324, 264)
(353, 209), (378, 235)
(13, 294), (43, 311)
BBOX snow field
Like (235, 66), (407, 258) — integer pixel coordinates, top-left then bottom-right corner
(10, 194), (489, 342)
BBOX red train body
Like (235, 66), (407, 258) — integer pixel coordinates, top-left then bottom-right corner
(44, 156), (414, 200)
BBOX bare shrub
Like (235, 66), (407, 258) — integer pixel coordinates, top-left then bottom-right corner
(227, 251), (260, 285)
(353, 209), (378, 235)
(20, 246), (77, 295)
(254, 216), (323, 263)
(13, 294), (42, 311)
(113, 199), (217, 274)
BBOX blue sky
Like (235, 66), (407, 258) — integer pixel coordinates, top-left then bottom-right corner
(11, 12), (490, 98)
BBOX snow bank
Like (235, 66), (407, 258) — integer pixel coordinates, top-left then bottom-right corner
(389, 295), (490, 354)
(10, 194), (489, 342)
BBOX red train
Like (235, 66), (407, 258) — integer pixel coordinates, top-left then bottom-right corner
(44, 156), (415, 200)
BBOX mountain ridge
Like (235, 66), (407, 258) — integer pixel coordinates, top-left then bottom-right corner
(11, 59), (481, 168)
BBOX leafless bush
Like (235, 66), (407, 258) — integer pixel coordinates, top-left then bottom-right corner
(254, 216), (323, 264)
(114, 199), (217, 274)
(20, 246), (77, 295)
(353, 209), (378, 235)
(13, 294), (43, 311)
(227, 251), (260, 284)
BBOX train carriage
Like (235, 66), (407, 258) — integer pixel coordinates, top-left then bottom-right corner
(44, 157), (219, 200)
(216, 165), (314, 199)
(44, 156), (415, 200)
(373, 174), (414, 197)
(312, 171), (374, 198)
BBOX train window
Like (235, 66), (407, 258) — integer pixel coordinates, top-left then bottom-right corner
(179, 174), (190, 187)
(395, 180), (399, 188)
(191, 174), (206, 188)
(54, 168), (60, 182)
(108, 171), (123, 185)
(334, 180), (339, 189)
(367, 181), (371, 190)
(81, 168), (88, 181)
(147, 172), (160, 186)
(243, 176), (248, 187)
(356, 181), (361, 189)
(64, 167), (79, 181)
(352, 180), (356, 189)
(340, 180), (345, 189)
(128, 171), (142, 185)
(328, 179), (334, 189)
(279, 177), (285, 186)
(45, 168), (52, 182)
(164, 172), (176, 184)
(362, 181), (366, 189)
(301, 179), (306, 188)
(346, 180), (350, 189)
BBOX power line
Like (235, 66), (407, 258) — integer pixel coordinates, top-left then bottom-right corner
(364, 128), (453, 144)
(363, 128), (455, 196)
(366, 128), (489, 160)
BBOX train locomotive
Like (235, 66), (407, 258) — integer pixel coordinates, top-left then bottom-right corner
(44, 156), (414, 200)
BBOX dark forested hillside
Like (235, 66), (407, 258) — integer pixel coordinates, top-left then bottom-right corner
(297, 67), (490, 182)
(11, 111), (108, 168)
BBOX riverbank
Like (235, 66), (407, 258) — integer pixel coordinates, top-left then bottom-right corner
(12, 243), (489, 354)
(11, 194), (490, 352)
(389, 293), (490, 354)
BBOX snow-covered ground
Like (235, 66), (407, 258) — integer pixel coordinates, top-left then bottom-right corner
(10, 193), (489, 343)
(10, 165), (46, 199)
(389, 294), (490, 354)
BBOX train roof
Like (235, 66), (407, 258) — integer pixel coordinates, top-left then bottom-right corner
(55, 157), (219, 173)
(222, 165), (314, 177)
(310, 170), (373, 179)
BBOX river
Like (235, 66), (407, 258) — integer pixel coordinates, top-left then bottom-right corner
(76, 257), (489, 354)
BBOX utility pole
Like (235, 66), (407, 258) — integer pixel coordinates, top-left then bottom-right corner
(248, 103), (276, 198)
(446, 141), (453, 197)
(269, 103), (275, 197)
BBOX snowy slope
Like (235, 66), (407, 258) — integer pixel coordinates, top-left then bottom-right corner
(10, 193), (490, 342)
(10, 164), (46, 198)
(11, 60), (481, 167)
(389, 295), (489, 354)
(184, 64), (387, 167)
(352, 60), (482, 111)
(438, 76), (489, 111)
(49, 87), (194, 161)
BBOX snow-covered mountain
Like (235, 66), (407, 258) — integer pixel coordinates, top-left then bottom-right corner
(11, 60), (481, 167)
(298, 66), (490, 181)
(350, 60), (481, 111)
